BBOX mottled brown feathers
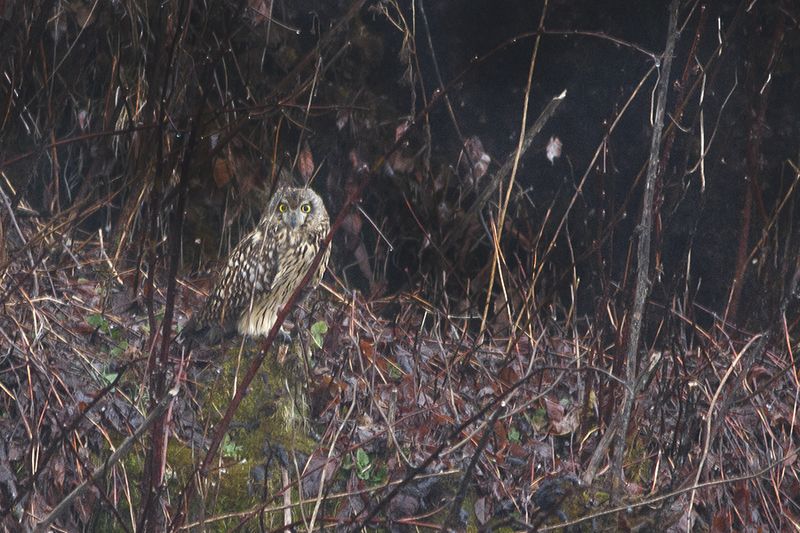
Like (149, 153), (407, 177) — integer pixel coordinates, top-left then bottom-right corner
(184, 187), (330, 343)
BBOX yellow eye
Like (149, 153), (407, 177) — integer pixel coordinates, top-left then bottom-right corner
(278, 202), (288, 213)
(300, 203), (312, 213)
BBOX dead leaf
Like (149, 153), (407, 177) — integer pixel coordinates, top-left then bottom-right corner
(212, 158), (233, 188)
(336, 109), (350, 130)
(733, 481), (750, 523)
(493, 420), (508, 449)
(247, 0), (272, 25)
(459, 136), (490, 186)
(544, 398), (578, 435)
(544, 397), (564, 423)
(298, 143), (315, 182)
(394, 120), (410, 142)
(710, 511), (732, 533)
(387, 493), (420, 521)
(301, 452), (341, 499)
(474, 496), (490, 524)
(550, 408), (579, 436)
(546, 136), (562, 164)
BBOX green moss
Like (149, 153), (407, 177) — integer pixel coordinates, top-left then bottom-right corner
(185, 340), (317, 528)
(207, 341), (317, 455)
(92, 339), (320, 531)
(624, 438), (653, 486)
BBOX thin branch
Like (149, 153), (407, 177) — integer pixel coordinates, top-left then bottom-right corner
(33, 384), (180, 533)
(609, 0), (680, 499)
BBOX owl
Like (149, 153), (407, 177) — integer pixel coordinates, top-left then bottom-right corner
(184, 186), (330, 344)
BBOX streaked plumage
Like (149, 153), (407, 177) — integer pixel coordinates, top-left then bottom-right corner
(185, 187), (330, 343)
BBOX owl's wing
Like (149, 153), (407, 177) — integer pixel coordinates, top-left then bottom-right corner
(196, 227), (280, 332)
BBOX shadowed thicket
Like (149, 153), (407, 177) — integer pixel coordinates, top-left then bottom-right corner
(1, 0), (799, 531)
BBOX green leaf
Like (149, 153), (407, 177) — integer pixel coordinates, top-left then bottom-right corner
(386, 360), (404, 380)
(109, 340), (129, 358)
(370, 464), (388, 485)
(310, 320), (329, 349)
(222, 434), (243, 460)
(109, 326), (123, 341)
(355, 448), (371, 480)
(508, 426), (521, 443)
(342, 454), (353, 471)
(355, 448), (369, 467)
(528, 408), (548, 432)
(86, 313), (109, 334)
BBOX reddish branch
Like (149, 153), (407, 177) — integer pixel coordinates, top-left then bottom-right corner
(32, 385), (180, 533)
(727, 8), (786, 323)
(139, 2), (196, 530)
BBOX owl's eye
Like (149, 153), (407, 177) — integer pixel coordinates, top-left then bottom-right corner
(300, 203), (312, 213)
(278, 202), (288, 213)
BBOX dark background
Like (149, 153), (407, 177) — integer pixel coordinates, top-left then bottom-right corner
(2, 0), (796, 333)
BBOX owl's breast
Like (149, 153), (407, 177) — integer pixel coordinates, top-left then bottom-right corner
(235, 227), (326, 337)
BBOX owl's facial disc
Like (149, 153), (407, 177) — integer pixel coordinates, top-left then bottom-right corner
(271, 188), (323, 230)
(283, 208), (308, 229)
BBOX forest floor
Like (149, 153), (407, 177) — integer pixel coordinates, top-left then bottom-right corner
(1, 226), (795, 532)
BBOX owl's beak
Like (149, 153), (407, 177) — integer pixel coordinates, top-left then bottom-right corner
(287, 212), (300, 229)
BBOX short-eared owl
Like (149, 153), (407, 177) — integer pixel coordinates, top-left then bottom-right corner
(185, 187), (330, 343)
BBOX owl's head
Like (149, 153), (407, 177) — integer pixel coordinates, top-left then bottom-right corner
(268, 187), (329, 231)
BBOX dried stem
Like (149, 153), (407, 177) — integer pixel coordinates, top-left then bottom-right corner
(33, 384), (180, 533)
(609, 0), (680, 498)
